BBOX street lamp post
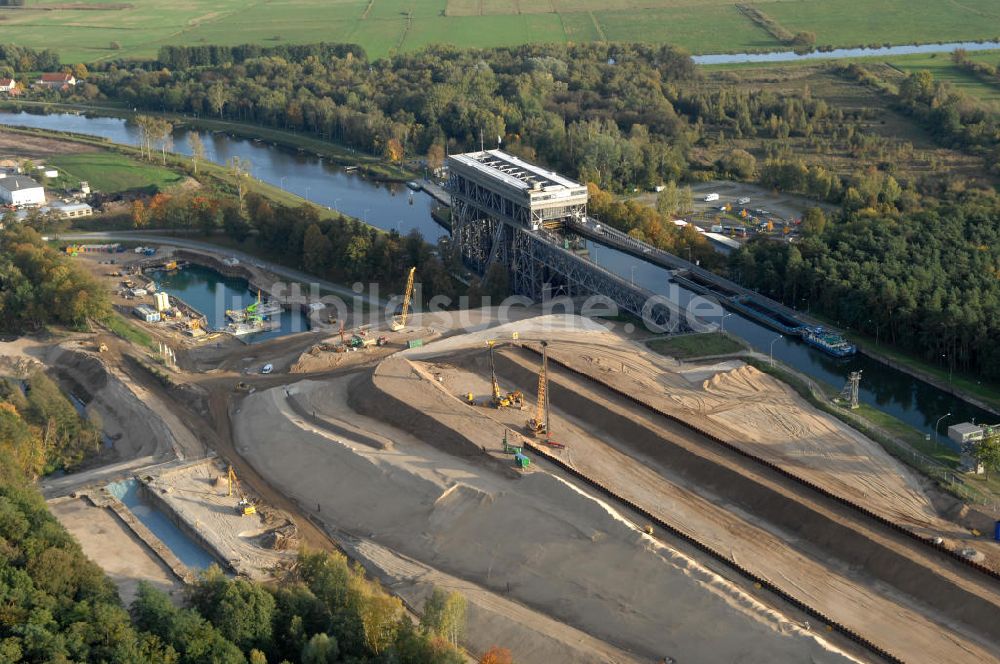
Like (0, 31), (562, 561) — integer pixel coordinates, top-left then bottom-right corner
(280, 176), (287, 192)
(720, 312), (733, 333)
(769, 334), (782, 367)
(934, 412), (952, 444)
(363, 208), (370, 225)
(630, 265), (636, 286)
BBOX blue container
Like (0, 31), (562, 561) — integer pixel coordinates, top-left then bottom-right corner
(994, 520), (1000, 542)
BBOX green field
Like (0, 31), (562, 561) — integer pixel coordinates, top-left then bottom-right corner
(48, 152), (184, 193)
(886, 51), (1000, 103)
(646, 331), (747, 359)
(2, 0), (999, 64)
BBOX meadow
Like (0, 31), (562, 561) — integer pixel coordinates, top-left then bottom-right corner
(49, 152), (184, 193)
(1, 0), (998, 64)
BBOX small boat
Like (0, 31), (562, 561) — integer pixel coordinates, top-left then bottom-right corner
(406, 181), (421, 191)
(802, 327), (856, 357)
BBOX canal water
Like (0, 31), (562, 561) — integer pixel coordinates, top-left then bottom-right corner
(147, 264), (311, 343)
(693, 40), (1000, 66)
(3, 110), (994, 435)
(0, 110), (446, 242)
(106, 478), (217, 570)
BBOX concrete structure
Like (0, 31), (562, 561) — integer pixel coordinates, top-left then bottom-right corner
(153, 291), (170, 312)
(133, 304), (160, 323)
(447, 150), (696, 332)
(45, 201), (92, 219)
(0, 174), (44, 206)
(948, 422), (984, 447)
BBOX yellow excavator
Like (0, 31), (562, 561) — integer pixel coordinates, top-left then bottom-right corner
(227, 465), (257, 516)
(389, 267), (416, 332)
(487, 340), (523, 409)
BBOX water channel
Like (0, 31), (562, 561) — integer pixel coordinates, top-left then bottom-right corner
(2, 109), (994, 436)
(106, 478), (217, 570)
(147, 264), (311, 343)
(693, 40), (1000, 66)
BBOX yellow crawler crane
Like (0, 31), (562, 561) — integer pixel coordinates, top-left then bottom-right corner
(227, 465), (257, 516)
(389, 266), (416, 332)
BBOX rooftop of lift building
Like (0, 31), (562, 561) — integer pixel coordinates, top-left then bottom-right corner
(448, 150), (588, 199)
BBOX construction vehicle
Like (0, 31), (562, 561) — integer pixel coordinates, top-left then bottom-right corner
(526, 341), (566, 449)
(376, 335), (389, 346)
(227, 466), (257, 516)
(527, 341), (549, 435)
(389, 266), (416, 332)
(501, 429), (522, 454)
(486, 341), (524, 409)
(351, 334), (376, 349)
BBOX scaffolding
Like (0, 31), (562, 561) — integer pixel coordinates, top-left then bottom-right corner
(839, 370), (862, 409)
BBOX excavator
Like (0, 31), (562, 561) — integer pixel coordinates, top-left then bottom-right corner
(487, 340), (524, 409)
(389, 266), (416, 332)
(227, 466), (257, 516)
(526, 341), (565, 448)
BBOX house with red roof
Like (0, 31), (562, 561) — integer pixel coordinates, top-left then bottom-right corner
(34, 73), (76, 90)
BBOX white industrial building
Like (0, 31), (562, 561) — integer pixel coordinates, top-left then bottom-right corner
(948, 422), (984, 446)
(44, 201), (92, 218)
(0, 174), (45, 207)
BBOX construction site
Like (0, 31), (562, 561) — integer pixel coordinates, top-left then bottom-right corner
(14, 151), (1000, 662)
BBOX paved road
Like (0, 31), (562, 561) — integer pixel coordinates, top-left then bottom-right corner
(59, 231), (388, 306)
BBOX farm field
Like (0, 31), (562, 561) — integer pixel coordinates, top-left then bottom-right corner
(886, 51), (1000, 103)
(1, 0), (998, 64)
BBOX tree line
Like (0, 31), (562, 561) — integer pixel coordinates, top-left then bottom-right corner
(730, 188), (1000, 380)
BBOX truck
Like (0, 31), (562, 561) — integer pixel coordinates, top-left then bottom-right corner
(704, 193), (719, 202)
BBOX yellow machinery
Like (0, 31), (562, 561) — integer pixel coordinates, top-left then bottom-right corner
(389, 266), (416, 332)
(227, 466), (257, 516)
(487, 341), (524, 409)
(527, 341), (549, 435)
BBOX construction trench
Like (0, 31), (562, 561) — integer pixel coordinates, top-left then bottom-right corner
(32, 299), (1000, 663)
(482, 344), (1000, 660)
(220, 314), (1000, 664)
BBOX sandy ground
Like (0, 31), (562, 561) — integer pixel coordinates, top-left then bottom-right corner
(402, 316), (949, 533)
(49, 495), (182, 606)
(233, 370), (860, 663)
(0, 129), (98, 158)
(424, 347), (1000, 663)
(145, 459), (297, 580)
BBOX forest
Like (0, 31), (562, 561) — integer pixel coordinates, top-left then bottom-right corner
(731, 187), (1000, 380)
(0, 226), (109, 332)
(73, 42), (1000, 379)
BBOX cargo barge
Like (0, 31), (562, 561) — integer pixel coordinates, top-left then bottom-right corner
(671, 269), (855, 358)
